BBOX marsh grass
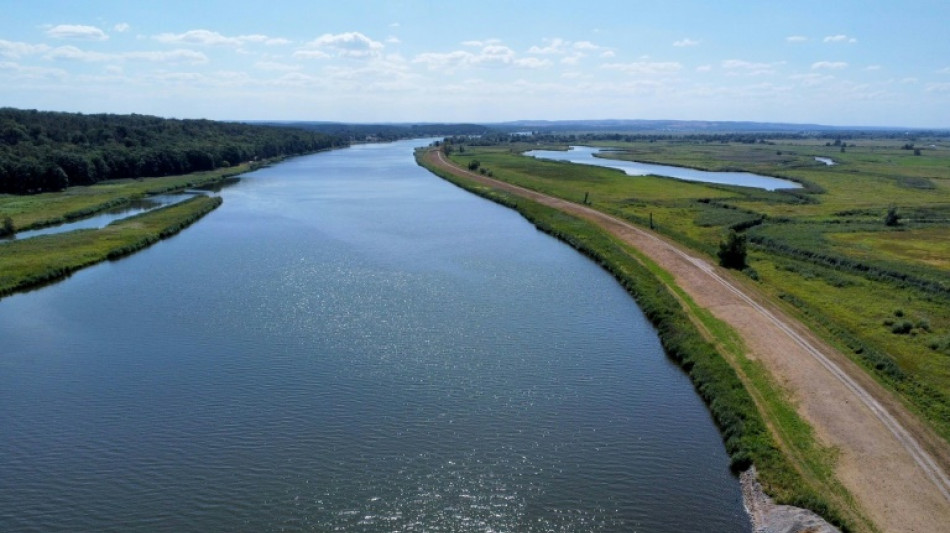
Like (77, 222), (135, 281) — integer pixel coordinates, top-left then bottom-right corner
(0, 195), (222, 298)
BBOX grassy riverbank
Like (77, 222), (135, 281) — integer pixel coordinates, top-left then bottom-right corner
(0, 162), (251, 234)
(441, 137), (950, 445)
(417, 148), (864, 531)
(0, 195), (222, 298)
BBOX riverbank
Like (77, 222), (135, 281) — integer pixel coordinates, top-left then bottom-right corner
(0, 195), (222, 299)
(419, 146), (950, 533)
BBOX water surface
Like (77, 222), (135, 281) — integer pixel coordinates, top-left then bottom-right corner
(6, 193), (198, 241)
(0, 139), (751, 532)
(526, 146), (801, 190)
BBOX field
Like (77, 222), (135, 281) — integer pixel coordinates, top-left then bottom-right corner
(443, 135), (950, 445)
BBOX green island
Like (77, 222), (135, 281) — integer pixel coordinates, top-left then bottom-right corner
(417, 131), (950, 532)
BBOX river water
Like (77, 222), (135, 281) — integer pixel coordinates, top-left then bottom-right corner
(526, 146), (801, 191)
(0, 139), (751, 532)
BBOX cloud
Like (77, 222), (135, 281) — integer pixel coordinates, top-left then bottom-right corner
(45, 45), (208, 64)
(413, 41), (547, 71)
(721, 59), (784, 75)
(786, 35), (808, 43)
(254, 61), (301, 72)
(0, 39), (50, 59)
(386, 36), (401, 44)
(601, 61), (682, 75)
(0, 60), (67, 80)
(45, 24), (109, 41)
(155, 30), (289, 47)
(812, 61), (848, 70)
(114, 23), (130, 33)
(865, 65), (882, 71)
(824, 34), (857, 44)
(301, 32), (384, 58)
(673, 38), (699, 47)
(925, 82), (950, 93)
(938, 67), (950, 74)
(696, 64), (712, 72)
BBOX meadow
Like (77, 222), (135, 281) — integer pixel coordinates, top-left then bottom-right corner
(442, 134), (950, 446)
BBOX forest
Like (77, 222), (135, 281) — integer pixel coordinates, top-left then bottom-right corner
(0, 108), (344, 194)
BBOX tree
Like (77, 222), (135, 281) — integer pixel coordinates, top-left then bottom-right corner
(0, 216), (13, 237)
(467, 159), (480, 171)
(884, 206), (901, 226)
(717, 230), (747, 269)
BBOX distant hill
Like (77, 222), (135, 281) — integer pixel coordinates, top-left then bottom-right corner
(0, 108), (343, 194)
(489, 119), (912, 134)
(256, 121), (493, 142)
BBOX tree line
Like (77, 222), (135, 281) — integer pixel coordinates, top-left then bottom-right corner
(0, 108), (344, 194)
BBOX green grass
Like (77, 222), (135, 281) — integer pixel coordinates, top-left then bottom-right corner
(0, 195), (222, 298)
(418, 147), (868, 531)
(441, 137), (950, 448)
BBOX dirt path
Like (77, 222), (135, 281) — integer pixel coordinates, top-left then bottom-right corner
(426, 149), (950, 532)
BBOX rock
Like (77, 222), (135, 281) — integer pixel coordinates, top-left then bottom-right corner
(741, 467), (840, 533)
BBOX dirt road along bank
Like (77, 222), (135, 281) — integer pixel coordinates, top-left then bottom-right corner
(424, 148), (950, 533)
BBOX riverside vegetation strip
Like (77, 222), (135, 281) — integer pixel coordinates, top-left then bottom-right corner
(0, 159), (269, 298)
(419, 135), (950, 533)
(0, 193), (221, 298)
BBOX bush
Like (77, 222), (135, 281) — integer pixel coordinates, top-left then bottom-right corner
(717, 230), (747, 269)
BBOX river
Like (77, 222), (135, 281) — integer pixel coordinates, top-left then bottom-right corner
(0, 139), (751, 532)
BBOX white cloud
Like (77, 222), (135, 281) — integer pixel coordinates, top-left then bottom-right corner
(673, 38), (699, 47)
(786, 35), (808, 43)
(0, 39), (50, 59)
(824, 34), (857, 44)
(45, 45), (208, 64)
(413, 41), (546, 71)
(812, 61), (848, 70)
(45, 24), (109, 41)
(0, 60), (67, 79)
(155, 30), (288, 47)
(601, 61), (682, 75)
(865, 65), (882, 71)
(721, 59), (784, 76)
(790, 73), (834, 87)
(925, 82), (950, 93)
(515, 57), (552, 69)
(292, 49), (331, 59)
(901, 77), (918, 84)
(528, 38), (567, 55)
(696, 64), (712, 72)
(302, 32), (384, 58)
(938, 67), (950, 74)
(114, 23), (130, 33)
(386, 36), (401, 44)
(254, 61), (301, 72)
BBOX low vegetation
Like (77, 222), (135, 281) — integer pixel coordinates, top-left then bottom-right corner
(0, 195), (222, 298)
(418, 148), (862, 531)
(434, 134), (950, 445)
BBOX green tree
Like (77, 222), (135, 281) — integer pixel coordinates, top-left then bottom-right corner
(717, 230), (747, 269)
(0, 216), (14, 237)
(884, 206), (901, 226)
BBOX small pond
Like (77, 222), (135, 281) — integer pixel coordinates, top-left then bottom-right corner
(525, 146), (802, 191)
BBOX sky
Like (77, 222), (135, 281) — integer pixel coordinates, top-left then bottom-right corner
(1, 0), (949, 128)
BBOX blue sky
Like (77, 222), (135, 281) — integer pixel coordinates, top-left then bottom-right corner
(2, 0), (949, 127)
